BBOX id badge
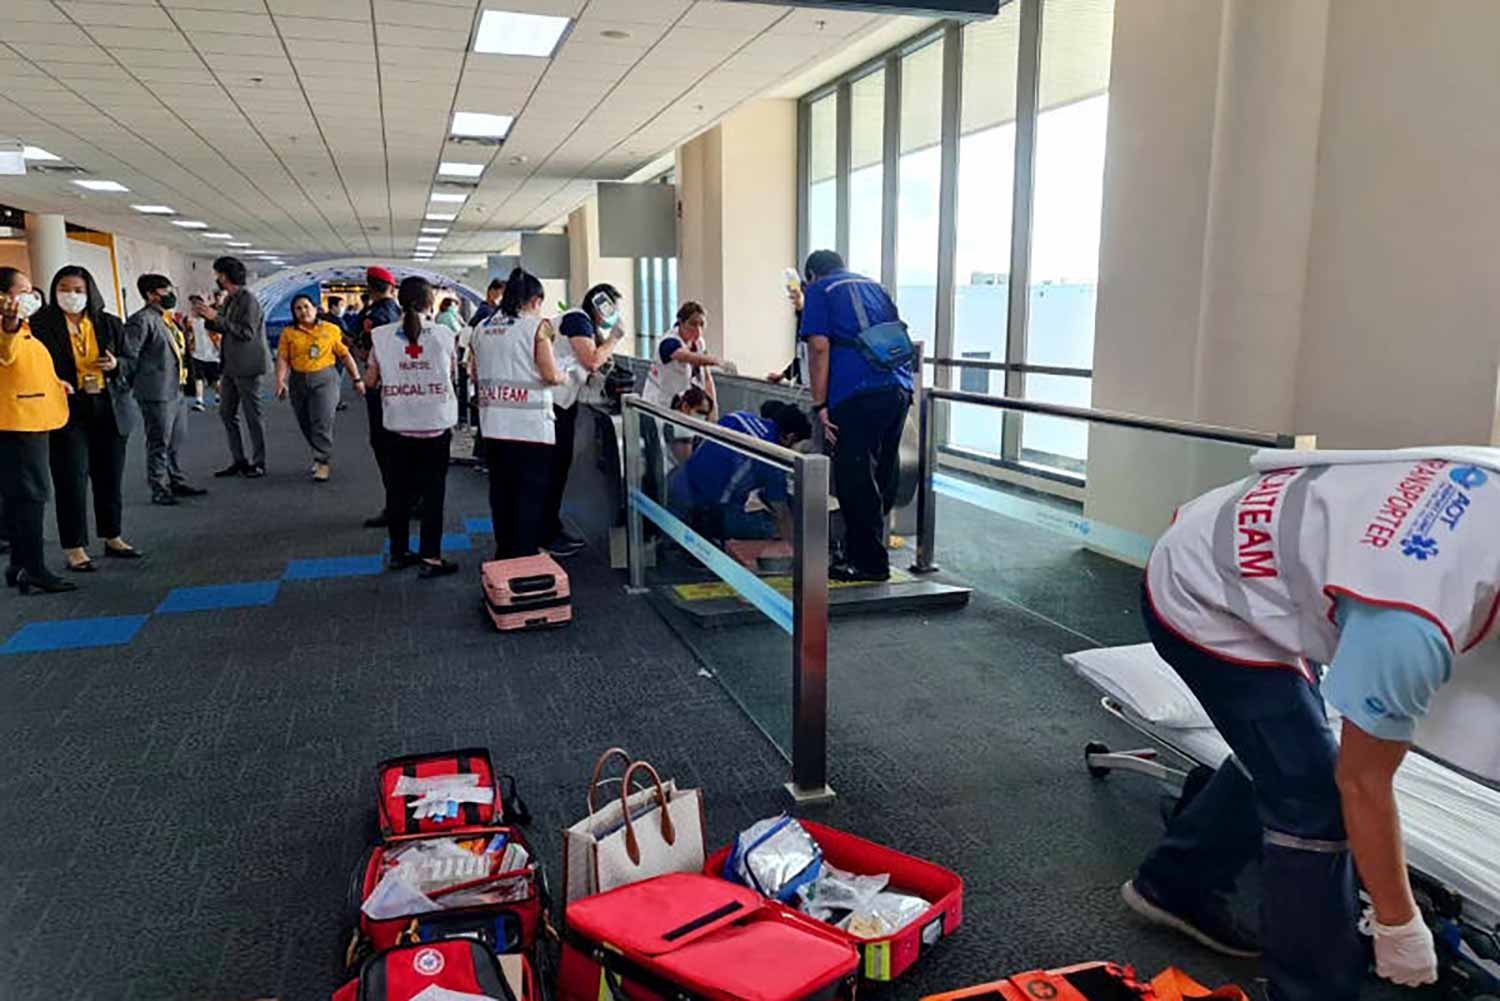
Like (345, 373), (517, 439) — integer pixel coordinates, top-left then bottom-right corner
(308, 343), (321, 360)
(82, 373), (102, 393)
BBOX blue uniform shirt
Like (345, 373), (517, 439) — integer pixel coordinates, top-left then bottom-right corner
(1323, 597), (1453, 742)
(670, 412), (788, 511)
(798, 270), (912, 410)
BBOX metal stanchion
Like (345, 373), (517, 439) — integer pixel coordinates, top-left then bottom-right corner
(622, 395), (647, 594)
(788, 450), (834, 803)
(910, 391), (939, 574)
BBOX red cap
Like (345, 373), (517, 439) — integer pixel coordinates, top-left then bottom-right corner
(367, 266), (396, 286)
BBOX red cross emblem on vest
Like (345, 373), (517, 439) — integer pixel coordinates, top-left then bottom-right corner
(404, 341), (423, 359)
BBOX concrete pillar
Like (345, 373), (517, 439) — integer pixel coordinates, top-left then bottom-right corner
(24, 212), (67, 290)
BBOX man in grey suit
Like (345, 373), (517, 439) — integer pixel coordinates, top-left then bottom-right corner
(125, 274), (206, 506)
(195, 255), (271, 478)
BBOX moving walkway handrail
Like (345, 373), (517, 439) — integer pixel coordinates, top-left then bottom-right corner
(925, 357), (1094, 380)
(623, 394), (800, 471)
(913, 389), (1298, 573)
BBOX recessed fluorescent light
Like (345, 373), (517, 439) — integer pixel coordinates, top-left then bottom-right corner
(131, 204), (175, 214)
(203, 232), (233, 239)
(430, 192), (467, 204)
(474, 10), (570, 57)
(74, 179), (129, 192)
(450, 111), (513, 140)
(420, 227), (449, 235)
(172, 220), (208, 229)
(227, 242), (252, 248)
(23, 146), (60, 162)
(426, 213), (456, 222)
(438, 161), (484, 179)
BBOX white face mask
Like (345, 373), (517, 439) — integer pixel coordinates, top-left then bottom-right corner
(14, 291), (42, 320)
(57, 291), (88, 315)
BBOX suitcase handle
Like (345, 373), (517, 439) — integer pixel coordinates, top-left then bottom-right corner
(509, 573), (556, 594)
(620, 761), (677, 864)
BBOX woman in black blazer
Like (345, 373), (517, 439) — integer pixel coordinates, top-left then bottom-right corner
(30, 266), (142, 570)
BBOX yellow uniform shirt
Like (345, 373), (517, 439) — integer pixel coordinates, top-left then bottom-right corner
(162, 312), (188, 387)
(0, 324), (69, 432)
(278, 321), (350, 373)
(69, 314), (105, 393)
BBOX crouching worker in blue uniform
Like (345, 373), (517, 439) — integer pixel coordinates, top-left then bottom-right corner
(668, 402), (812, 544)
(1128, 450), (1500, 1001)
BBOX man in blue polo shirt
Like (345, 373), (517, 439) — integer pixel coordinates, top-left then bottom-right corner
(798, 250), (913, 582)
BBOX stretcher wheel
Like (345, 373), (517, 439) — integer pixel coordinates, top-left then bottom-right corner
(1085, 741), (1112, 779)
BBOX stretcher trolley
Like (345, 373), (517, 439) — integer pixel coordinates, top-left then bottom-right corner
(1066, 644), (1500, 1000)
(345, 748), (552, 990)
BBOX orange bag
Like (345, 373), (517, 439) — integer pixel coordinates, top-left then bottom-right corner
(921, 962), (1247, 1001)
(1149, 967), (1249, 1001)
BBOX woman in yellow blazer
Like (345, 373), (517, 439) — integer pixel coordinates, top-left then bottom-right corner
(0, 267), (76, 594)
(275, 294), (364, 482)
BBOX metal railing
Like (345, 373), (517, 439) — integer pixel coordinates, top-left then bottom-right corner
(924, 356), (1093, 380)
(621, 394), (834, 801)
(911, 388), (1298, 573)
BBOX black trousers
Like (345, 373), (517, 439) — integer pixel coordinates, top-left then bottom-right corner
(50, 393), (127, 550)
(830, 388), (910, 573)
(0, 431), (52, 576)
(366, 389), (394, 504)
(386, 432), (451, 559)
(486, 438), (555, 559)
(545, 402), (579, 541)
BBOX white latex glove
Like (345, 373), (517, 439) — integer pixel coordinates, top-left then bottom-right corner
(1368, 910), (1439, 987)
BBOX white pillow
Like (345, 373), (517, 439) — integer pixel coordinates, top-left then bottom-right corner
(1066, 644), (1215, 729)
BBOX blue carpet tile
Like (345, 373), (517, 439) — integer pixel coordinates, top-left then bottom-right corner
(1, 614), (150, 654)
(282, 555), (385, 581)
(155, 581), (282, 614)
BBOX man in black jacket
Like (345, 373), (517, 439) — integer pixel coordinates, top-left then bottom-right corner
(194, 256), (272, 478)
(355, 267), (403, 528)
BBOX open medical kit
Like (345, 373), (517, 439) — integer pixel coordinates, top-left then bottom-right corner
(559, 872), (860, 1001)
(922, 962), (1247, 1001)
(705, 816), (964, 983)
(482, 555), (572, 631)
(332, 938), (535, 1001)
(346, 748), (546, 972)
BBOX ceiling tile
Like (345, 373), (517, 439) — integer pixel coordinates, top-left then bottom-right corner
(679, 1), (787, 31)
(58, 2), (176, 28)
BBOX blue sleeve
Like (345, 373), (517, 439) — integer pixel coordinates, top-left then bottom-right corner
(658, 336), (683, 365)
(798, 283), (829, 341)
(757, 462), (789, 504)
(559, 313), (595, 342)
(1323, 598), (1453, 742)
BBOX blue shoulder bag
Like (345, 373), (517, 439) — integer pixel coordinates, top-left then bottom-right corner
(839, 280), (914, 372)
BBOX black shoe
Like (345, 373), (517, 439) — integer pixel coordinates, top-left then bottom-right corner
(151, 492), (180, 506)
(418, 558), (459, 579)
(171, 482), (208, 497)
(387, 552), (420, 571)
(242, 465), (266, 479)
(17, 569), (78, 595)
(364, 511), (389, 529)
(829, 561), (889, 583)
(542, 530), (586, 557)
(104, 545), (144, 560)
(214, 461), (248, 477)
(1121, 879), (1261, 958)
(0, 539), (10, 556)
(65, 558), (97, 573)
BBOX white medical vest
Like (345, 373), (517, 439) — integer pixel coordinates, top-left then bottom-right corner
(1146, 458), (1500, 676)
(552, 309), (592, 410)
(643, 330), (706, 406)
(372, 321), (457, 433)
(472, 313), (554, 445)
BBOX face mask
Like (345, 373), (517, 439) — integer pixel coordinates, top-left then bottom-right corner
(57, 292), (88, 314)
(158, 292), (178, 311)
(14, 291), (41, 320)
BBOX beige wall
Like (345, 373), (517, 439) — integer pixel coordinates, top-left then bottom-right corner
(566, 195), (637, 353)
(112, 233), (215, 315)
(676, 100), (798, 381)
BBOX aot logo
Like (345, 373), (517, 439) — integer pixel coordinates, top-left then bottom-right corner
(1401, 535), (1440, 561)
(413, 947), (445, 976)
(1451, 466), (1488, 490)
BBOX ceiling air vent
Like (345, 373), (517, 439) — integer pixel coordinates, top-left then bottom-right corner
(31, 163), (89, 175)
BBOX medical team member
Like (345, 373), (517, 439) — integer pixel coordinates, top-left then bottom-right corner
(548, 284), (625, 556)
(471, 267), (565, 559)
(797, 250), (912, 582)
(1127, 450), (1500, 1000)
(275, 294), (364, 482)
(668, 403), (811, 542)
(643, 301), (718, 411)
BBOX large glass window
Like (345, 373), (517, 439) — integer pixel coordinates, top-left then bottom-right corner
(949, 8), (1021, 456)
(807, 92), (838, 255)
(847, 70), (885, 279)
(1023, 0), (1114, 465)
(896, 37), (944, 352)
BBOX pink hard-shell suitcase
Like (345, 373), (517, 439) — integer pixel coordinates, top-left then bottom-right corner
(482, 555), (572, 631)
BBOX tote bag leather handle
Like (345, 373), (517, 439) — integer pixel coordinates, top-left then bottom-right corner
(586, 746), (633, 816)
(620, 760), (677, 865)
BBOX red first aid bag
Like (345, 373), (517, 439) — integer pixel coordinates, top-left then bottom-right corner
(559, 873), (860, 1001)
(331, 938), (534, 1001)
(482, 555), (571, 631)
(705, 819), (964, 983)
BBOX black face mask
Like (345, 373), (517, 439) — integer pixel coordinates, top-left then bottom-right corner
(158, 292), (178, 311)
